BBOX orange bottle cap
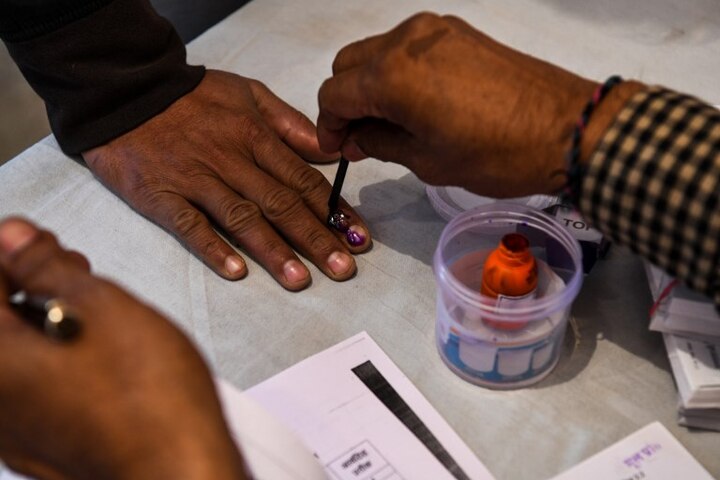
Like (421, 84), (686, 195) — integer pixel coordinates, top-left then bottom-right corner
(481, 233), (538, 330)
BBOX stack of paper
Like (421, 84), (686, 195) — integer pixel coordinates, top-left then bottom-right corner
(646, 263), (720, 342)
(645, 263), (720, 430)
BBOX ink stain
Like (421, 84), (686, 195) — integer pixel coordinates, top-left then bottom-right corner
(328, 210), (366, 246)
(346, 229), (366, 247)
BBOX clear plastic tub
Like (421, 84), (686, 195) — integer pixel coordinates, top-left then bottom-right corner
(426, 185), (558, 222)
(433, 203), (583, 389)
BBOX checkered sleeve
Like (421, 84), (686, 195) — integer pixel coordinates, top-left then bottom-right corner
(579, 86), (720, 309)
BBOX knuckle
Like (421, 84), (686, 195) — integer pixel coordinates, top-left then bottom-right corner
(235, 114), (269, 147)
(171, 208), (207, 238)
(261, 188), (303, 220)
(37, 230), (60, 250)
(261, 239), (290, 260)
(223, 200), (263, 236)
(181, 170), (219, 191)
(125, 173), (169, 206)
(62, 250), (90, 270)
(246, 77), (267, 95)
(407, 11), (441, 30)
(288, 165), (327, 195)
(304, 227), (334, 253)
(442, 14), (461, 23)
(332, 47), (352, 74)
(199, 237), (226, 259)
(278, 108), (309, 143)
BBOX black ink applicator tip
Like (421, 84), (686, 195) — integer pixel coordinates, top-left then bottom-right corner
(327, 156), (349, 221)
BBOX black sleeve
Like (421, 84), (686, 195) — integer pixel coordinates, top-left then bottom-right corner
(0, 0), (205, 155)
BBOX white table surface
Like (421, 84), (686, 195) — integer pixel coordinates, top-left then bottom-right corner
(1, 1), (719, 479)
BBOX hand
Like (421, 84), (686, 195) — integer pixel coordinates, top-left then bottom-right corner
(84, 70), (371, 291)
(0, 218), (246, 480)
(317, 13), (606, 198)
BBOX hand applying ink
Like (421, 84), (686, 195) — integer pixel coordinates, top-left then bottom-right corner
(317, 13), (640, 198)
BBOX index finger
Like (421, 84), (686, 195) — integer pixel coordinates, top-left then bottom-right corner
(317, 67), (384, 154)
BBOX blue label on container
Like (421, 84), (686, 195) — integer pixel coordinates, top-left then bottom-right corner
(442, 331), (560, 383)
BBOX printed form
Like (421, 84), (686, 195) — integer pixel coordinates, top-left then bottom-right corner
(243, 331), (495, 480)
(550, 422), (714, 480)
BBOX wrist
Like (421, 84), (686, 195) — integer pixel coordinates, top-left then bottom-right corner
(556, 78), (646, 204)
(579, 80), (646, 166)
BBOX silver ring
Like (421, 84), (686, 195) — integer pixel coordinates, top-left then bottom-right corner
(43, 299), (80, 339)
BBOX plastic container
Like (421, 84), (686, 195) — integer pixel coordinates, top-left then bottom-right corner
(433, 203), (583, 389)
(426, 185), (557, 222)
(426, 185), (608, 274)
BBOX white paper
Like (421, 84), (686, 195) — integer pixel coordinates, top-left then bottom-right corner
(245, 331), (496, 480)
(216, 379), (328, 479)
(0, 471), (28, 480)
(678, 405), (720, 432)
(645, 264), (720, 342)
(664, 334), (720, 409)
(549, 422), (714, 480)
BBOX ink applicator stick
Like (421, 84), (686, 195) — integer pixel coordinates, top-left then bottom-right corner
(327, 156), (349, 216)
(326, 156), (367, 247)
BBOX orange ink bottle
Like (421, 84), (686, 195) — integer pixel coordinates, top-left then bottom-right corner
(480, 233), (538, 330)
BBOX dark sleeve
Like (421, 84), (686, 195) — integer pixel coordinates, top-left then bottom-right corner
(579, 87), (720, 309)
(0, 0), (205, 154)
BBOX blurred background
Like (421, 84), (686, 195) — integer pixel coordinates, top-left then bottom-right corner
(0, 0), (248, 166)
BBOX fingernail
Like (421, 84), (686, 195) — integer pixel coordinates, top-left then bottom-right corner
(225, 255), (246, 277)
(327, 251), (353, 275)
(0, 220), (37, 254)
(283, 259), (309, 284)
(346, 225), (368, 247)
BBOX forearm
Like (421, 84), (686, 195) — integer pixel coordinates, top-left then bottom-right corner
(0, 0), (204, 155)
(578, 85), (720, 308)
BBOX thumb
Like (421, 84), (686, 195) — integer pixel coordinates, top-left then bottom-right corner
(0, 218), (38, 327)
(0, 219), (46, 346)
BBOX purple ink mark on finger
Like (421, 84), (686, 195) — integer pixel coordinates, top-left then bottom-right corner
(329, 210), (366, 246)
(346, 229), (366, 246)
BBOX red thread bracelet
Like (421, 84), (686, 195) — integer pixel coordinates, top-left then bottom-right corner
(561, 75), (623, 205)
